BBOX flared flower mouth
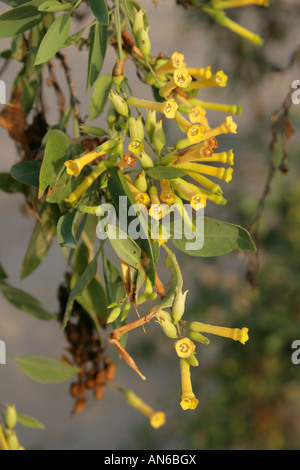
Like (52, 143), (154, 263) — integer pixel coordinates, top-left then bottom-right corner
(123, 153), (136, 167)
(135, 192), (150, 205)
(159, 191), (176, 205)
(128, 139), (144, 154)
(173, 68), (192, 88)
(171, 51), (186, 69)
(180, 395), (199, 410)
(149, 203), (166, 220)
(150, 411), (166, 429)
(175, 338), (196, 358)
(65, 160), (81, 177)
(162, 99), (178, 119)
(187, 125), (204, 143)
(190, 193), (207, 210)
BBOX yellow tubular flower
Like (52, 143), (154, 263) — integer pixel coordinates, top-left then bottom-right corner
(206, 8), (264, 46)
(122, 389), (165, 429)
(65, 150), (105, 177)
(184, 170), (223, 195)
(155, 51), (186, 77)
(171, 179), (207, 210)
(202, 116), (237, 141)
(188, 108), (211, 131)
(179, 359), (199, 410)
(185, 70), (228, 91)
(175, 337), (196, 358)
(189, 321), (249, 344)
(159, 68), (192, 97)
(176, 180), (227, 205)
(187, 66), (212, 79)
(212, 0), (269, 9)
(159, 179), (176, 205)
(116, 153), (137, 169)
(64, 161), (107, 205)
(176, 163), (233, 183)
(127, 180), (150, 205)
(190, 98), (242, 115)
(127, 97), (178, 119)
(149, 186), (166, 220)
(174, 111), (204, 144)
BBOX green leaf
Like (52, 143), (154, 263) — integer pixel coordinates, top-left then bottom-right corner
(57, 210), (78, 249)
(72, 242), (108, 324)
(0, 172), (27, 194)
(39, 129), (74, 198)
(86, 22), (108, 92)
(0, 0), (45, 38)
(89, 73), (112, 121)
(21, 203), (60, 279)
(34, 13), (71, 65)
(38, 0), (71, 12)
(0, 280), (56, 320)
(103, 255), (126, 305)
(170, 217), (256, 257)
(0, 263), (8, 280)
(89, 0), (109, 25)
(106, 224), (142, 269)
(17, 411), (45, 429)
(159, 244), (183, 309)
(146, 166), (186, 180)
(10, 161), (41, 187)
(62, 253), (99, 329)
(11, 355), (79, 383)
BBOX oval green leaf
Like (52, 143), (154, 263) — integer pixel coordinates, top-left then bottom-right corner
(11, 356), (79, 383)
(0, 0), (45, 38)
(34, 13), (71, 65)
(17, 411), (45, 429)
(89, 0), (109, 25)
(170, 216), (256, 257)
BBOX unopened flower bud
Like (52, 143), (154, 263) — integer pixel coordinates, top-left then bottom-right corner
(132, 8), (146, 36)
(6, 430), (19, 450)
(156, 310), (178, 338)
(108, 90), (129, 117)
(5, 404), (17, 429)
(145, 110), (157, 141)
(112, 59), (125, 92)
(107, 306), (122, 324)
(135, 171), (148, 193)
(172, 290), (188, 324)
(135, 27), (151, 63)
(152, 120), (166, 156)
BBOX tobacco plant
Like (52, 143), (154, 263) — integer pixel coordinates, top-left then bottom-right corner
(0, 0), (269, 446)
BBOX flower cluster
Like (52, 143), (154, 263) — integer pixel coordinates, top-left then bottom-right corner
(61, 7), (251, 417)
(155, 293), (249, 410)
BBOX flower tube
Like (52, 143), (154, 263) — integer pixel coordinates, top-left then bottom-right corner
(159, 179), (176, 205)
(122, 388), (165, 429)
(189, 321), (249, 344)
(174, 111), (204, 144)
(179, 359), (199, 410)
(127, 97), (178, 119)
(171, 179), (207, 210)
(185, 70), (228, 91)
